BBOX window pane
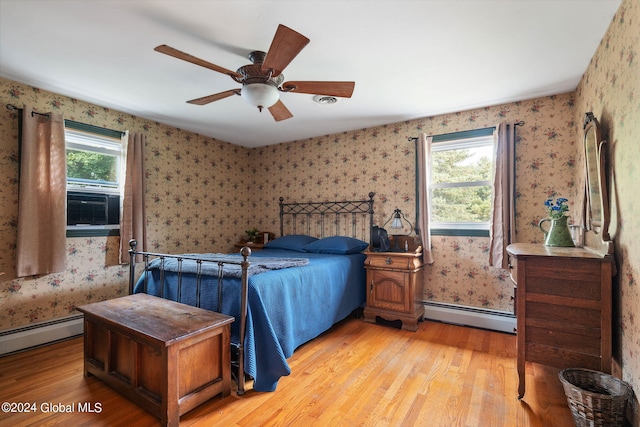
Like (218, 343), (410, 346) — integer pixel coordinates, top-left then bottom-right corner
(432, 145), (493, 184)
(66, 149), (118, 184)
(431, 186), (492, 223)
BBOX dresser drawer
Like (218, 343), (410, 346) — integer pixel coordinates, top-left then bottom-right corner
(524, 257), (601, 300)
(526, 301), (601, 329)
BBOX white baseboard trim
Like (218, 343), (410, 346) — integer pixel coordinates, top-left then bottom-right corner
(423, 301), (516, 334)
(0, 315), (84, 356)
(0, 303), (515, 355)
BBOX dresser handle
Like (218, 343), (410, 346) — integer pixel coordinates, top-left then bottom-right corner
(385, 257), (393, 265)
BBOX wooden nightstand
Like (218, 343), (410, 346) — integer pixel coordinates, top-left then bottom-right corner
(363, 247), (425, 331)
(234, 232), (274, 252)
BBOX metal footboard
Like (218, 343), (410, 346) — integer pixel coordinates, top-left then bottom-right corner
(127, 239), (251, 395)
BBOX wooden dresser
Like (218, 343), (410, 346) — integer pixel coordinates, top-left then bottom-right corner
(363, 248), (424, 331)
(506, 243), (613, 399)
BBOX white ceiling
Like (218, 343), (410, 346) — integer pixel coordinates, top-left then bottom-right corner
(0, 1), (620, 148)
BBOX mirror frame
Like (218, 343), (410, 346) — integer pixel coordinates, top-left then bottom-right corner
(583, 112), (612, 254)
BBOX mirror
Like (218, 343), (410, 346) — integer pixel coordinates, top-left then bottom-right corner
(583, 112), (612, 254)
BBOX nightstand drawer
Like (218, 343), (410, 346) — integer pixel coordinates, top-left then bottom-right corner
(365, 253), (423, 270)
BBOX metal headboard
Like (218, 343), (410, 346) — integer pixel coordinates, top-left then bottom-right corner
(279, 192), (375, 242)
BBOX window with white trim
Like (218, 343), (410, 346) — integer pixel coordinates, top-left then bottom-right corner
(65, 121), (123, 235)
(66, 129), (121, 190)
(429, 129), (495, 236)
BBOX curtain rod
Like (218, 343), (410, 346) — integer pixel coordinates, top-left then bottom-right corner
(407, 120), (525, 142)
(7, 104), (125, 137)
(6, 103), (50, 118)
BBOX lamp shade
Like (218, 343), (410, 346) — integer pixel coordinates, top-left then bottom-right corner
(391, 214), (403, 229)
(384, 208), (414, 235)
(241, 83), (279, 110)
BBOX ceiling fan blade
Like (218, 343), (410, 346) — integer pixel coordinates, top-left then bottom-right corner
(282, 81), (355, 98)
(187, 89), (240, 105)
(155, 45), (242, 79)
(268, 100), (294, 121)
(262, 25), (310, 77)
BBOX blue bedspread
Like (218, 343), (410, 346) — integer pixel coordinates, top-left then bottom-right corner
(133, 248), (365, 392)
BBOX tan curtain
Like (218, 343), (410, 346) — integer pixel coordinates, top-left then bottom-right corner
(16, 106), (67, 277)
(119, 132), (146, 264)
(489, 122), (516, 268)
(416, 133), (435, 264)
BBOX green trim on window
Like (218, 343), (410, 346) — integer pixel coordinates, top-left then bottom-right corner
(64, 119), (124, 139)
(430, 228), (490, 237)
(431, 127), (495, 143)
(66, 228), (120, 238)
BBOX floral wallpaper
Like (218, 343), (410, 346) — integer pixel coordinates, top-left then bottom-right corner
(249, 92), (578, 312)
(0, 78), (251, 329)
(0, 77), (578, 328)
(574, 0), (640, 408)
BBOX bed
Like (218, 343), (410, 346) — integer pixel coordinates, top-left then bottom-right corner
(128, 193), (375, 394)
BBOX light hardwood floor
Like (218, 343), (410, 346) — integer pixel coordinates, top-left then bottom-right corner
(0, 317), (575, 426)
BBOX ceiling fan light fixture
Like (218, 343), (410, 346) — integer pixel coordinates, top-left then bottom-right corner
(241, 82), (280, 111)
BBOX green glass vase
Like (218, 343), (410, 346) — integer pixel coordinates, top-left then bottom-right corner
(538, 216), (575, 247)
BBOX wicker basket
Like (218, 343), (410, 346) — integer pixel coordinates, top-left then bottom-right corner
(559, 368), (632, 427)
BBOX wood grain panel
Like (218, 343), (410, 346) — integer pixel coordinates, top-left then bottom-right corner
(178, 335), (223, 397)
(526, 257), (599, 280)
(85, 321), (107, 369)
(526, 317), (601, 337)
(111, 331), (135, 383)
(526, 275), (600, 300)
(138, 343), (162, 400)
(526, 326), (600, 355)
(526, 301), (600, 328)
(370, 270), (408, 311)
(526, 342), (601, 371)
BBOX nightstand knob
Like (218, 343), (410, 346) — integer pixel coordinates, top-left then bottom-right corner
(385, 257), (393, 265)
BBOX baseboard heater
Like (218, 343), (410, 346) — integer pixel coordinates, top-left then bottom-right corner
(0, 303), (515, 355)
(422, 301), (516, 334)
(0, 314), (84, 356)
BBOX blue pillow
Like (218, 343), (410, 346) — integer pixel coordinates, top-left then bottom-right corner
(303, 236), (369, 255)
(263, 235), (318, 252)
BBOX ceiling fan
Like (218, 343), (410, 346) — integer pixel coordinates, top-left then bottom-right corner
(155, 24), (355, 121)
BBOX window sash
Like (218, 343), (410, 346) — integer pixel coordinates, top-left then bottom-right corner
(65, 128), (122, 190)
(428, 131), (494, 232)
(431, 180), (491, 189)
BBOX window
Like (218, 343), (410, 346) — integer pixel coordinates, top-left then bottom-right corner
(429, 128), (495, 236)
(66, 129), (121, 189)
(65, 121), (124, 236)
